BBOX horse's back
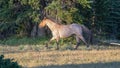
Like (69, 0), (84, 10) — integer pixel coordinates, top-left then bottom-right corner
(70, 23), (82, 28)
(70, 23), (83, 34)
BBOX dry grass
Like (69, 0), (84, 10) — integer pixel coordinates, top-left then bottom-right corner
(1, 38), (120, 68)
(2, 49), (120, 68)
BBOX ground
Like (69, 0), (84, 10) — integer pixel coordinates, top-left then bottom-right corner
(0, 45), (120, 68)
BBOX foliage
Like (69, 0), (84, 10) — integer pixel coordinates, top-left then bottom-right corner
(105, 0), (120, 39)
(45, 0), (91, 23)
(91, 0), (120, 39)
(0, 0), (41, 37)
(0, 0), (120, 40)
(0, 55), (21, 68)
(91, 0), (110, 39)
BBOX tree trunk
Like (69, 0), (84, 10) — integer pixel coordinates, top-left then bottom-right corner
(37, 27), (46, 37)
(30, 24), (37, 37)
(31, 0), (47, 37)
(30, 23), (46, 37)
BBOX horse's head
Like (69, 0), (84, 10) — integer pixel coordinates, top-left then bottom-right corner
(39, 18), (46, 28)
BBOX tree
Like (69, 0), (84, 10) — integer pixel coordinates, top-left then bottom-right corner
(106, 0), (120, 39)
(0, 0), (91, 39)
(0, 0), (42, 37)
(45, 0), (91, 24)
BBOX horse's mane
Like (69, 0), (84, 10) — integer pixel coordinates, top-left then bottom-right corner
(45, 17), (62, 25)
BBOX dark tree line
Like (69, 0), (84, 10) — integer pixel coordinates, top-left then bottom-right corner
(0, 0), (120, 40)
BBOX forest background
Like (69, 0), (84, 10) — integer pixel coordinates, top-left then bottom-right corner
(0, 0), (120, 43)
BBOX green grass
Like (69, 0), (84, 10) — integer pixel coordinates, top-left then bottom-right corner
(0, 36), (48, 46)
(0, 36), (120, 52)
(0, 36), (77, 46)
(0, 36), (79, 51)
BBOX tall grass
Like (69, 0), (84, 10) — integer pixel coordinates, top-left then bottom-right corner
(0, 36), (48, 46)
(0, 36), (78, 52)
(1, 36), (120, 52)
(0, 36), (79, 51)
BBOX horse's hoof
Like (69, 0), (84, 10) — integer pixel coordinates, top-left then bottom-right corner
(73, 48), (77, 50)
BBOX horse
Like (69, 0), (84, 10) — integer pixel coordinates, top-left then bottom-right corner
(39, 17), (92, 50)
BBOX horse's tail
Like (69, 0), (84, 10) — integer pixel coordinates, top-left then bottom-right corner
(81, 25), (93, 45)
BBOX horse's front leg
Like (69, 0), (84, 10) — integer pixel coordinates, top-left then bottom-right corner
(55, 38), (59, 50)
(46, 37), (55, 48)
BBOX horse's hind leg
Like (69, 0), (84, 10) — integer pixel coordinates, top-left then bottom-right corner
(78, 35), (89, 48)
(74, 36), (80, 50)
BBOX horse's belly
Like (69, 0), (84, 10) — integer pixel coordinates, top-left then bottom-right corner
(59, 29), (73, 38)
(60, 33), (72, 38)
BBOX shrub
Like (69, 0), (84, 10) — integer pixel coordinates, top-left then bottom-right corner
(0, 55), (21, 68)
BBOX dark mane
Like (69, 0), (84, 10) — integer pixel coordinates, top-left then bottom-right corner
(45, 17), (62, 25)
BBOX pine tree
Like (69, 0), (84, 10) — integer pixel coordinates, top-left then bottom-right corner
(92, 0), (111, 39)
(106, 0), (120, 39)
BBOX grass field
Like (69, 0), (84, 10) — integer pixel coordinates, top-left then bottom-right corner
(0, 45), (120, 68)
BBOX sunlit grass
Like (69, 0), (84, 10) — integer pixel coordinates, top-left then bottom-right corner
(1, 45), (120, 67)
(3, 49), (120, 68)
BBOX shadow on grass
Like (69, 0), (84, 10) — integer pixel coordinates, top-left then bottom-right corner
(33, 62), (120, 68)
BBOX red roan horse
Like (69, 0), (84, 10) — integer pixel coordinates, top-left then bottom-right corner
(39, 18), (92, 50)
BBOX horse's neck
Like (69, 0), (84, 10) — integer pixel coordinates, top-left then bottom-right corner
(46, 20), (60, 31)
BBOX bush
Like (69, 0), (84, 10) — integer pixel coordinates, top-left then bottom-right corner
(0, 55), (21, 68)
